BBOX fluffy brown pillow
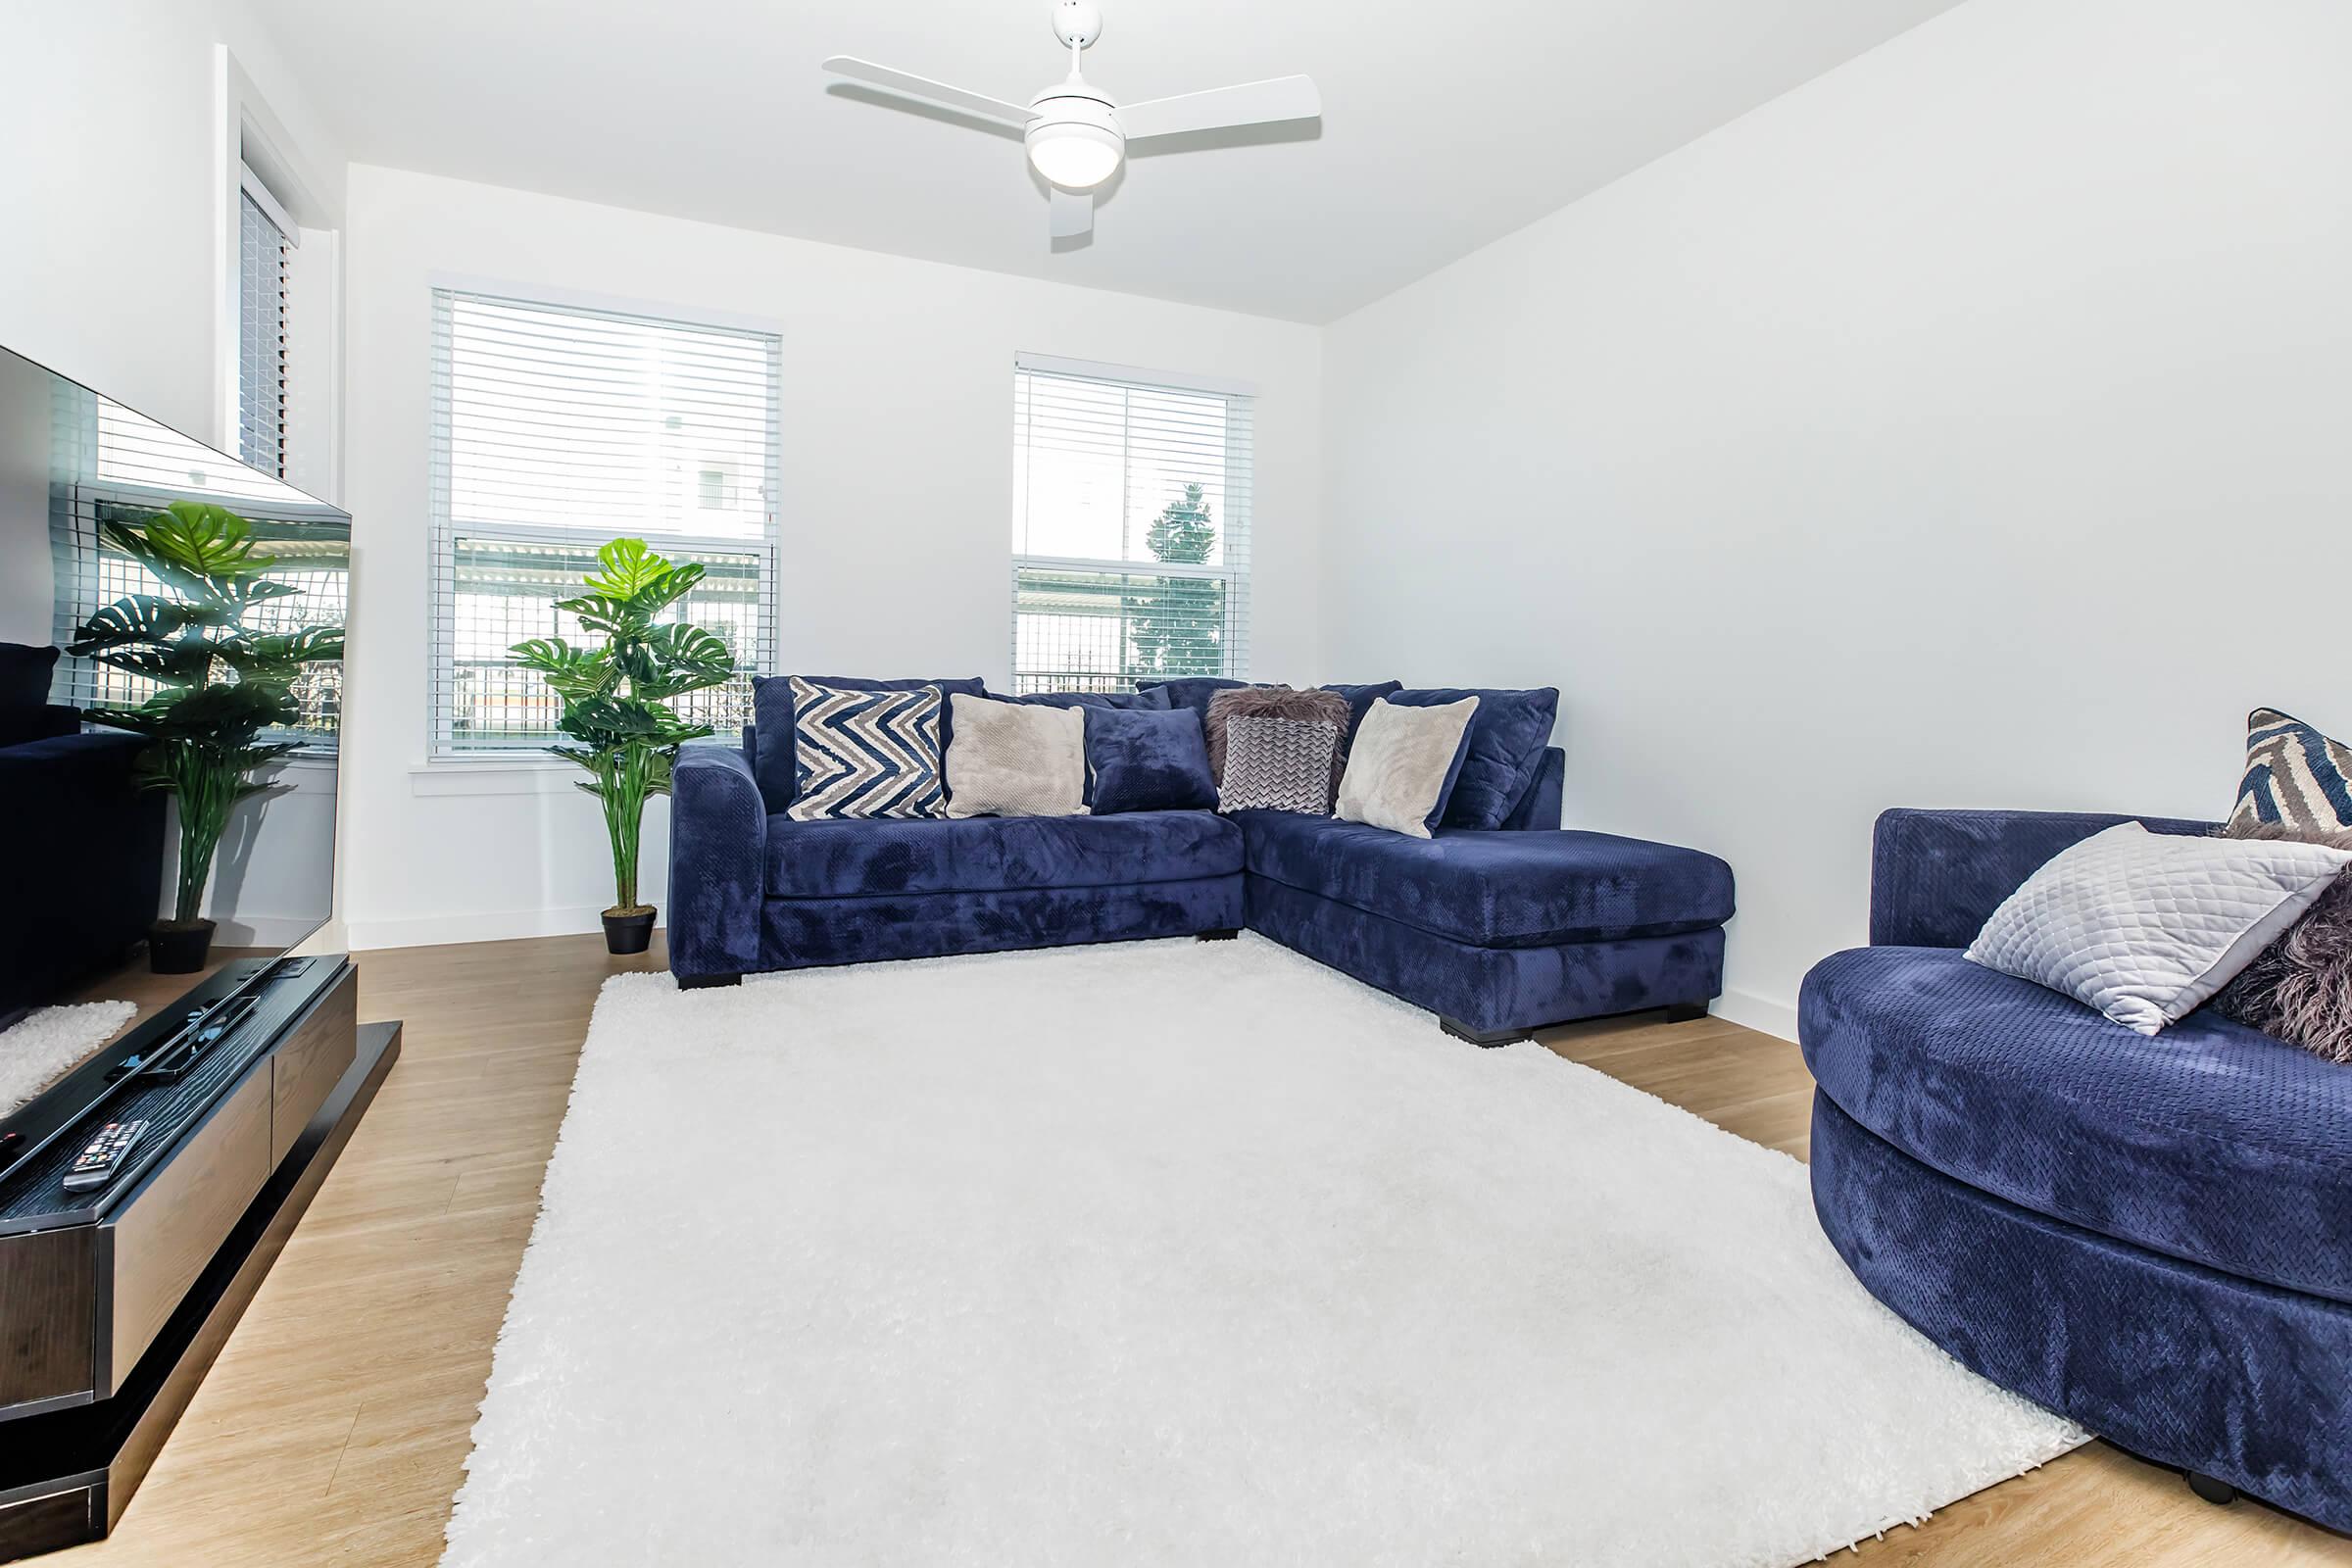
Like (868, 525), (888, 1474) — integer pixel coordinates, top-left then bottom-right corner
(2214, 821), (2352, 1063)
(1203, 686), (1352, 795)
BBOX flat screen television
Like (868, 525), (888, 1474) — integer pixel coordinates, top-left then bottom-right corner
(0, 343), (345, 1051)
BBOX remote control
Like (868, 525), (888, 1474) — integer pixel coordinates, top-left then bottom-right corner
(63, 1120), (149, 1193)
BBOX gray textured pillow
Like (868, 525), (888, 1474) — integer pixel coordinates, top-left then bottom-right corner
(2215, 822), (2352, 1062)
(944, 695), (1086, 818)
(1205, 686), (1353, 799)
(1335, 696), (1479, 839)
(1219, 714), (1339, 814)
(1964, 822), (2352, 1035)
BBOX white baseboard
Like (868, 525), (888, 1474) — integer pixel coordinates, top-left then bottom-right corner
(1711, 986), (1798, 1044)
(347, 905), (665, 952)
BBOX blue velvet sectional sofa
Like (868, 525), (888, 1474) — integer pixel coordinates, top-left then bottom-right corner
(668, 675), (1736, 1044)
(1802, 808), (2352, 1532)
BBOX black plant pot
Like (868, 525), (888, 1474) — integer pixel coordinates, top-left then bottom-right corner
(603, 907), (656, 956)
(150, 918), (218, 974)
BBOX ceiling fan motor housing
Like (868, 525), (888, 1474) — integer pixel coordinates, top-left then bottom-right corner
(1052, 2), (1103, 49)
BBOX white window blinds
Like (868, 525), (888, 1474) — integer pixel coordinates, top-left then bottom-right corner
(427, 290), (782, 755)
(235, 168), (293, 477)
(1010, 357), (1253, 694)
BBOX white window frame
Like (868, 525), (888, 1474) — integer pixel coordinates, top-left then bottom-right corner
(1009, 352), (1256, 694)
(424, 284), (784, 763)
(217, 47), (342, 505)
(235, 162), (295, 479)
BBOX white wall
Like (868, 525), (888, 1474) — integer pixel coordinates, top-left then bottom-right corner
(339, 166), (1324, 949)
(0, 1), (344, 453)
(1321, 0), (2352, 1037)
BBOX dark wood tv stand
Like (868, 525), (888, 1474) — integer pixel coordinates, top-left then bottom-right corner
(0, 955), (398, 1559)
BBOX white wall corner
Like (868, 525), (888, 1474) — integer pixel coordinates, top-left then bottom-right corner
(1708, 987), (1800, 1046)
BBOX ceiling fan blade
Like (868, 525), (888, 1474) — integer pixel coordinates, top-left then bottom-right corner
(1115, 75), (1320, 141)
(1050, 186), (1095, 240)
(822, 57), (1037, 127)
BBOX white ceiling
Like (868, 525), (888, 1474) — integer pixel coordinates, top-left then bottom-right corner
(250, 0), (1966, 323)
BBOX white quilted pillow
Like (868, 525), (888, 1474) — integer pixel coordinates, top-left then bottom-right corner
(1966, 821), (2352, 1035)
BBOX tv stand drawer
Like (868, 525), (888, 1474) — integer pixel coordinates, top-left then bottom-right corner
(271, 976), (357, 1166)
(102, 1065), (272, 1394)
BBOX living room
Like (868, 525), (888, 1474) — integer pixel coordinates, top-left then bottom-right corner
(0, 0), (2345, 1563)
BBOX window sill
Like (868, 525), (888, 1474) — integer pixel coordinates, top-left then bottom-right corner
(410, 757), (583, 797)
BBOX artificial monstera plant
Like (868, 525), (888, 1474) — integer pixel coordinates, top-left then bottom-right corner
(68, 501), (344, 971)
(510, 538), (736, 953)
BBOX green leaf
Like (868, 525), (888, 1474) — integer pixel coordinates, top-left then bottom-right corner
(510, 637), (617, 702)
(69, 594), (231, 655)
(212, 625), (345, 685)
(629, 623), (735, 700)
(553, 593), (654, 642)
(86, 682), (299, 749)
(577, 537), (669, 600)
(100, 501), (277, 606)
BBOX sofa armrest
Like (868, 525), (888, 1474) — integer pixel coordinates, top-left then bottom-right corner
(1499, 748), (1564, 831)
(667, 741), (767, 979)
(1869, 808), (2218, 950)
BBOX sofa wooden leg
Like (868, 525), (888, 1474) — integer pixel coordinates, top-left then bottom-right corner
(1197, 928), (1241, 942)
(1663, 1002), (1709, 1023)
(676, 972), (742, 990)
(2185, 1472), (2237, 1506)
(1440, 1016), (1531, 1049)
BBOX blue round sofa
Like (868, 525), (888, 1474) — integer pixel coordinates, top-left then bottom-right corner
(1801, 808), (2352, 1533)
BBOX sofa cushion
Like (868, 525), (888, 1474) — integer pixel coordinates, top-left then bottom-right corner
(752, 674), (986, 808)
(1800, 944), (2352, 1305)
(1322, 680), (1403, 740)
(943, 695), (1086, 820)
(1388, 686), (1559, 832)
(784, 677), (946, 821)
(1085, 707), (1217, 814)
(2230, 707), (2352, 835)
(1204, 686), (1350, 796)
(1220, 714), (1339, 814)
(1335, 697), (1477, 838)
(765, 809), (1241, 900)
(1238, 811), (1734, 948)
(992, 688), (1174, 710)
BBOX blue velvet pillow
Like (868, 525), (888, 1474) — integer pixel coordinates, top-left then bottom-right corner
(752, 674), (986, 808)
(1084, 708), (1217, 814)
(991, 688), (1175, 711)
(1320, 680), (1402, 741)
(1388, 686), (1560, 831)
(1137, 677), (1251, 725)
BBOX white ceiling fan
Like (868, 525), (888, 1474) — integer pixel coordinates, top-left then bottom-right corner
(824, 0), (1320, 242)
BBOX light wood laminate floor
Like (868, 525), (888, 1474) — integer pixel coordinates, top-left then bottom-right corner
(53, 935), (2352, 1566)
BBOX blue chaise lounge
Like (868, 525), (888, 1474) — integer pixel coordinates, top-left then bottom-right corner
(667, 675), (1736, 1044)
(1802, 808), (2352, 1532)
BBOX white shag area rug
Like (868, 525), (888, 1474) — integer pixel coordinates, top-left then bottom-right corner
(0, 1002), (136, 1115)
(446, 937), (2081, 1568)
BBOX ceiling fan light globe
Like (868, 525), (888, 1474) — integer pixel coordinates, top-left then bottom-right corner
(1026, 120), (1122, 190)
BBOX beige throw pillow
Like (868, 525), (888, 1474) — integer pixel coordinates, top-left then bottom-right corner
(944, 695), (1087, 818)
(1335, 696), (1479, 839)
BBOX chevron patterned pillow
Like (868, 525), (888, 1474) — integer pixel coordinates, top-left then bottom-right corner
(2230, 708), (2352, 835)
(785, 675), (946, 821)
(1219, 713), (1340, 814)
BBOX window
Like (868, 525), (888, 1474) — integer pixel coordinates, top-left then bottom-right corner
(427, 290), (781, 755)
(1010, 355), (1253, 695)
(51, 384), (348, 742)
(235, 165), (295, 477)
